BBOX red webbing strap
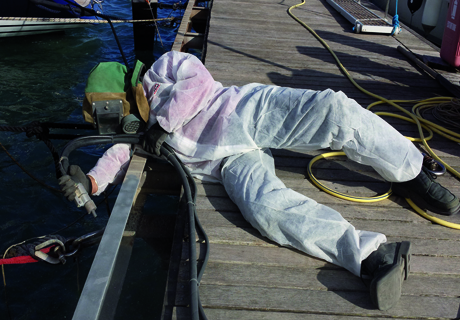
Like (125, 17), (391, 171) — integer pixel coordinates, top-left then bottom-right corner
(0, 247), (53, 265)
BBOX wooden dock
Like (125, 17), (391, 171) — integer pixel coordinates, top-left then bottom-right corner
(164, 0), (460, 318)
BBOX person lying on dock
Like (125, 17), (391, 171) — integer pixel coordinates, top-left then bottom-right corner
(59, 50), (459, 311)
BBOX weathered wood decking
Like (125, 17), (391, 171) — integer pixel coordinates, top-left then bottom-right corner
(168, 0), (460, 318)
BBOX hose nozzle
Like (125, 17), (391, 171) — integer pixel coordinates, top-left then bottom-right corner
(74, 183), (97, 217)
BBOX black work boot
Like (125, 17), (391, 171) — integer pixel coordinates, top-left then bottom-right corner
(361, 241), (411, 311)
(392, 167), (460, 216)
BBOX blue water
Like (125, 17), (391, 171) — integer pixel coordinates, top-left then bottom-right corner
(0, 1), (188, 318)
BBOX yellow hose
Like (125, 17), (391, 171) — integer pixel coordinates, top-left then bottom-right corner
(288, 1), (460, 229)
(406, 198), (460, 230)
(307, 152), (392, 202)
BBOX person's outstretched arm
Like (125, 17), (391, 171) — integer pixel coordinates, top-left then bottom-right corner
(87, 144), (131, 195)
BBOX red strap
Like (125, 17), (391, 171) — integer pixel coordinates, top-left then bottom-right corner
(0, 247), (53, 265)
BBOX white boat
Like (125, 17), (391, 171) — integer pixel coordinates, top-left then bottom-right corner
(370, 0), (450, 46)
(0, 0), (103, 37)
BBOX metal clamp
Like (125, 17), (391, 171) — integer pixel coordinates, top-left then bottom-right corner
(422, 153), (446, 176)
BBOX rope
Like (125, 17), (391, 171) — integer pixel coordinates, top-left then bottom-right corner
(0, 16), (174, 24)
(391, 0), (400, 35)
(2, 235), (62, 286)
(0, 247), (53, 265)
(145, 0), (166, 51)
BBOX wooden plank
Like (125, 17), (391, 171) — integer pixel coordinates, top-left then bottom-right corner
(209, 0), (395, 26)
(205, 69), (444, 96)
(191, 239), (460, 275)
(207, 25), (412, 51)
(194, 194), (460, 227)
(194, 185), (460, 215)
(191, 210), (460, 257)
(205, 70), (444, 97)
(196, 181), (393, 198)
(195, 200), (441, 224)
(204, 50), (425, 75)
(171, 0), (196, 52)
(187, 261), (460, 297)
(207, 21), (425, 50)
(204, 58), (421, 82)
(205, 39), (413, 66)
(184, 242), (460, 270)
(195, 218), (460, 246)
(193, 308), (426, 320)
(194, 284), (460, 318)
(196, 196), (460, 233)
(206, 63), (437, 88)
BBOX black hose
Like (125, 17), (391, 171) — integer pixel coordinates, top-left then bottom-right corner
(106, 18), (130, 69)
(160, 145), (199, 320)
(59, 136), (209, 320)
(166, 145), (210, 279)
(163, 145), (209, 320)
(59, 135), (141, 175)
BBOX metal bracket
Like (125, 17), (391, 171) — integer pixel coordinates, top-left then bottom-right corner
(92, 99), (123, 135)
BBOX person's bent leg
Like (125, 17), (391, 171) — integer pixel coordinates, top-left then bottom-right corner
(237, 86), (422, 182)
(221, 148), (411, 310)
(236, 86), (458, 215)
(221, 148), (386, 277)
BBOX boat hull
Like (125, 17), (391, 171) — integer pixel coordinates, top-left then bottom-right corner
(0, 17), (91, 37)
(0, 0), (99, 37)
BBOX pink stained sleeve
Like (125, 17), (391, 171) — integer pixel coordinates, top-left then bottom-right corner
(87, 144), (131, 196)
(143, 51), (217, 132)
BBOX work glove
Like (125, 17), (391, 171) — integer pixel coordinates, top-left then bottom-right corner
(142, 122), (168, 156)
(58, 165), (92, 201)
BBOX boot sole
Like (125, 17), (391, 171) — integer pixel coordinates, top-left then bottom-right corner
(370, 241), (411, 311)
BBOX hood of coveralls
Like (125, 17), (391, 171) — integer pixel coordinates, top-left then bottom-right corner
(142, 50), (224, 133)
(144, 80), (174, 129)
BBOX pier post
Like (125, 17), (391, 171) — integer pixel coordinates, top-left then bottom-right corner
(132, 0), (157, 51)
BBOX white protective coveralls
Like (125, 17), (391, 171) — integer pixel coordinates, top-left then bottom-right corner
(87, 51), (423, 276)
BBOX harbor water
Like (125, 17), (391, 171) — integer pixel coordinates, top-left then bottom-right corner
(0, 1), (187, 318)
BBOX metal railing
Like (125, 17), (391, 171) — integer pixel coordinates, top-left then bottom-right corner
(72, 153), (147, 320)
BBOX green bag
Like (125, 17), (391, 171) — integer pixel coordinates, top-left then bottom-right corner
(82, 60), (150, 126)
